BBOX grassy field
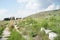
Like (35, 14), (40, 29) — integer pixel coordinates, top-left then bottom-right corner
(8, 29), (25, 40)
(0, 9), (60, 40)
(0, 21), (9, 36)
(8, 9), (60, 40)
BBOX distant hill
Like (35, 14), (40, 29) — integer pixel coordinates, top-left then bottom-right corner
(26, 9), (60, 18)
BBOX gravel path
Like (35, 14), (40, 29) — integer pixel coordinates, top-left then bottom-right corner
(0, 27), (10, 40)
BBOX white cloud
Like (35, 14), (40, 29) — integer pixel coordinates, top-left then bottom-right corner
(0, 9), (8, 20)
(17, 0), (60, 18)
(45, 4), (60, 11)
(0, 9), (8, 15)
(16, 10), (37, 18)
(17, 0), (40, 10)
(47, 0), (53, 3)
(17, 0), (37, 3)
(25, 2), (40, 10)
(17, 0), (28, 3)
(16, 0), (41, 18)
(56, 5), (60, 9)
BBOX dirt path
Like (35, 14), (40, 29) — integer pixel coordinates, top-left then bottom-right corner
(0, 26), (10, 40)
(14, 25), (30, 40)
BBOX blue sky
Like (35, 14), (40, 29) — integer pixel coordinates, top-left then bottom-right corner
(0, 0), (60, 20)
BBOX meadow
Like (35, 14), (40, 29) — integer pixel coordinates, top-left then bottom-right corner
(0, 9), (60, 40)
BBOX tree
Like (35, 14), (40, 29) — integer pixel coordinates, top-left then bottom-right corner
(4, 18), (10, 21)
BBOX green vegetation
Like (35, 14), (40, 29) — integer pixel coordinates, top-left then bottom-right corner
(17, 12), (60, 40)
(17, 17), (49, 40)
(54, 35), (60, 40)
(0, 26), (5, 35)
(0, 9), (60, 40)
(8, 29), (25, 40)
(27, 9), (60, 18)
(0, 21), (9, 36)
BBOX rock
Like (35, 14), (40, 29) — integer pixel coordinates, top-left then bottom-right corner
(33, 35), (42, 40)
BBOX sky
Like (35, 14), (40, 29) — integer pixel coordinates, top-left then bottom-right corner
(0, 0), (60, 20)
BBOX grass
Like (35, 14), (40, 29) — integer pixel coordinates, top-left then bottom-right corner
(0, 21), (9, 36)
(0, 27), (5, 35)
(54, 35), (60, 40)
(0, 9), (60, 40)
(8, 29), (25, 40)
(16, 17), (49, 40)
(16, 15), (60, 40)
